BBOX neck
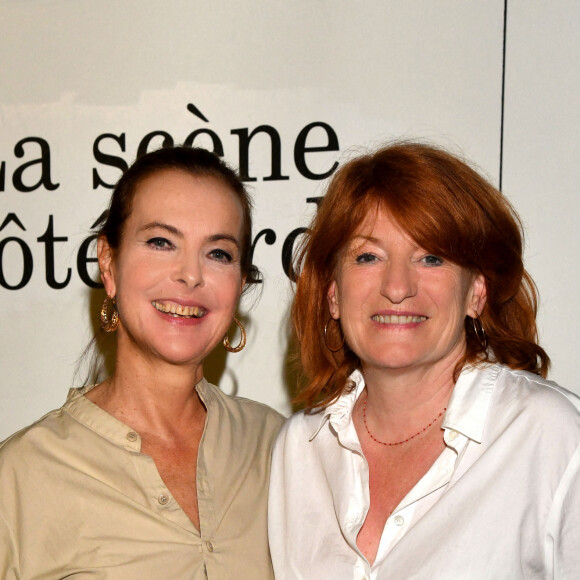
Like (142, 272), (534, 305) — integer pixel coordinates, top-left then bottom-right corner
(358, 349), (463, 438)
(362, 362), (454, 414)
(88, 343), (206, 439)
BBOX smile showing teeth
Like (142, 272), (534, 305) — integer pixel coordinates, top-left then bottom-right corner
(152, 301), (206, 318)
(372, 314), (427, 324)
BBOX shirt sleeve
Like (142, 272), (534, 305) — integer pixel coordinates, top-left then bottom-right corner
(548, 441), (580, 578)
(0, 510), (18, 580)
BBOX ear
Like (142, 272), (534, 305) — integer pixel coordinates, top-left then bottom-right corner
(467, 273), (487, 318)
(97, 236), (117, 298)
(326, 280), (341, 320)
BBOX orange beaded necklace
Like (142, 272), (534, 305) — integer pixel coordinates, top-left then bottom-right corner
(362, 392), (446, 447)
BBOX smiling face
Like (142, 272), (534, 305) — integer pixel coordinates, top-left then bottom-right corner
(98, 169), (245, 373)
(327, 206), (486, 378)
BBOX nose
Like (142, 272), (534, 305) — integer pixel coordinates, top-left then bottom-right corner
(174, 251), (204, 289)
(380, 259), (417, 303)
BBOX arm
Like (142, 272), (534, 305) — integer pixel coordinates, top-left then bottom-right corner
(0, 510), (18, 580)
(548, 442), (580, 578)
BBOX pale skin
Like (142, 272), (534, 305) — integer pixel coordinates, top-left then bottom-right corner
(327, 207), (487, 564)
(87, 169), (245, 530)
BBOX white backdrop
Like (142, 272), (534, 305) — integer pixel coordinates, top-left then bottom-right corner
(1, 1), (579, 440)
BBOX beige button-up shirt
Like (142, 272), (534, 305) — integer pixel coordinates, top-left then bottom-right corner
(0, 378), (284, 579)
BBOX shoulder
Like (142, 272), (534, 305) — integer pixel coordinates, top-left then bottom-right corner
(1, 406), (66, 449)
(202, 380), (286, 436)
(280, 407), (323, 432)
(0, 406), (71, 476)
(479, 365), (580, 452)
(494, 365), (580, 419)
(273, 408), (328, 455)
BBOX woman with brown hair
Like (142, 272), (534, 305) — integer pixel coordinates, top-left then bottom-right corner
(268, 142), (580, 578)
(0, 146), (283, 579)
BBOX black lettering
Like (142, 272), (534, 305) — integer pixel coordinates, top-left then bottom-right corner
(231, 125), (289, 182)
(37, 215), (72, 289)
(187, 103), (210, 123)
(92, 133), (127, 190)
(12, 137), (59, 192)
(0, 237), (33, 290)
(0, 161), (5, 192)
(249, 229), (277, 283)
(282, 227), (307, 282)
(0, 213), (26, 232)
(137, 131), (174, 158)
(183, 130), (224, 156)
(294, 122), (339, 180)
(77, 234), (102, 288)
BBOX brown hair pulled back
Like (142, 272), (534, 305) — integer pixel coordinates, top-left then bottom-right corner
(99, 145), (260, 288)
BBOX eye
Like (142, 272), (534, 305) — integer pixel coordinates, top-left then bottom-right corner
(146, 237), (173, 250)
(209, 248), (233, 263)
(422, 254), (443, 266)
(355, 252), (377, 264)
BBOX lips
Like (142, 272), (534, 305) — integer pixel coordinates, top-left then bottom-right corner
(152, 300), (207, 318)
(371, 314), (427, 324)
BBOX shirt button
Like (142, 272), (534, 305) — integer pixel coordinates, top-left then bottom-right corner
(206, 541), (214, 552)
(394, 515), (404, 526)
(126, 431), (138, 442)
(158, 494), (169, 505)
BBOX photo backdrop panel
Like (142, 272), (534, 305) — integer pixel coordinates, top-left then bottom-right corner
(502, 0), (580, 392)
(2, 1), (506, 439)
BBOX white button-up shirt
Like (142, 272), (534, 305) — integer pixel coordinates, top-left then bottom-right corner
(269, 364), (580, 579)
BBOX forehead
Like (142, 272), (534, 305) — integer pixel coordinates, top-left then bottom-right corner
(129, 169), (244, 231)
(349, 204), (411, 244)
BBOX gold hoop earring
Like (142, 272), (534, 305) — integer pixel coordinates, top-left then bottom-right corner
(223, 317), (246, 353)
(324, 317), (345, 353)
(100, 296), (119, 332)
(471, 311), (488, 351)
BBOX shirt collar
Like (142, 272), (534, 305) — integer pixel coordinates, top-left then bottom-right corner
(195, 376), (215, 408)
(442, 363), (499, 443)
(309, 369), (366, 441)
(63, 385), (142, 451)
(63, 377), (213, 451)
(309, 364), (499, 444)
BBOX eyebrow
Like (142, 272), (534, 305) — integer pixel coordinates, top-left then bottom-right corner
(349, 233), (421, 252)
(348, 234), (379, 246)
(141, 222), (240, 248)
(208, 233), (240, 248)
(141, 222), (182, 237)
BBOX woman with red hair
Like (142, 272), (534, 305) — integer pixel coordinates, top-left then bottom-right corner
(269, 142), (580, 578)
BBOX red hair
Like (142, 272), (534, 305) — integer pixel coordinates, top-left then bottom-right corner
(293, 142), (549, 410)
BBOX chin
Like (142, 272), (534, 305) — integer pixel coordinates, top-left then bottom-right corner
(152, 345), (208, 367)
(374, 360), (417, 371)
(364, 345), (419, 365)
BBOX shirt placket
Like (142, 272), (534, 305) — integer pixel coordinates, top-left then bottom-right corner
(372, 429), (468, 573)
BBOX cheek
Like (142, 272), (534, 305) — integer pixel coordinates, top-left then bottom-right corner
(337, 269), (369, 300)
(117, 263), (152, 293)
(113, 256), (164, 306)
(432, 271), (470, 308)
(212, 269), (243, 306)
(439, 285), (472, 335)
